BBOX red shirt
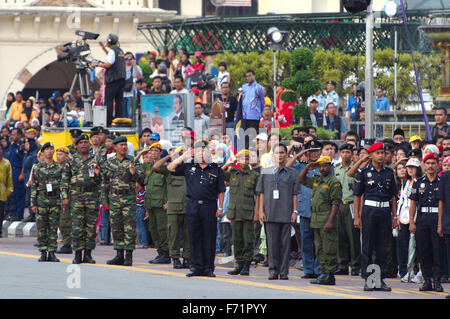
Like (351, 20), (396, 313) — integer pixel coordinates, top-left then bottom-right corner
(276, 90), (294, 128)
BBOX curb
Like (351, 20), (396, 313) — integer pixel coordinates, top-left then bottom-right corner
(2, 221), (37, 237)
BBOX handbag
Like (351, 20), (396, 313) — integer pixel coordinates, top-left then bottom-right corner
(123, 65), (134, 92)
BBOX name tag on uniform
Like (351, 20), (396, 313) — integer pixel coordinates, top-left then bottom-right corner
(89, 167), (95, 177)
(46, 184), (53, 192)
(273, 190), (279, 199)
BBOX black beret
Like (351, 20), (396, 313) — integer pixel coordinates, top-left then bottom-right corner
(90, 130), (99, 137)
(41, 142), (54, 151)
(91, 126), (109, 134)
(106, 134), (116, 140)
(408, 148), (422, 158)
(113, 136), (127, 145)
(70, 129), (83, 137)
(327, 80), (337, 87)
(305, 139), (322, 150)
(339, 143), (355, 151)
(75, 134), (90, 145)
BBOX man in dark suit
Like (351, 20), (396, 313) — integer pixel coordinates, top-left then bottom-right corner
(171, 95), (184, 123)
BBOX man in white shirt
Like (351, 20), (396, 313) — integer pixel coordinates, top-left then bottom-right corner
(170, 75), (189, 95)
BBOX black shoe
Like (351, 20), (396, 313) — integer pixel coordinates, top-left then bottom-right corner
(186, 271), (203, 277)
(228, 264), (243, 275)
(107, 250), (124, 265)
(433, 278), (444, 292)
(148, 254), (162, 264)
(240, 264), (250, 276)
(72, 250), (82, 264)
(153, 254), (171, 264)
(335, 268), (348, 275)
(181, 258), (190, 269)
(268, 274), (279, 280)
(310, 273), (327, 284)
(123, 250), (133, 266)
(23, 215), (35, 222)
(301, 273), (318, 279)
(205, 272), (216, 277)
(420, 279), (433, 291)
(38, 251), (47, 262)
(318, 274), (336, 285)
(280, 275), (289, 280)
(351, 268), (360, 276)
(33, 242), (39, 247)
(57, 245), (73, 254)
(47, 251), (60, 262)
(173, 258), (183, 269)
(82, 249), (96, 264)
(375, 280), (391, 292)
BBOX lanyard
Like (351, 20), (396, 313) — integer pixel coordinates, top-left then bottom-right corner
(272, 167), (286, 190)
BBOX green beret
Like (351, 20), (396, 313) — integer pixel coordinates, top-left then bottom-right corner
(41, 142), (54, 152)
(70, 129), (83, 137)
(113, 136), (127, 145)
(339, 143), (355, 151)
(75, 134), (90, 145)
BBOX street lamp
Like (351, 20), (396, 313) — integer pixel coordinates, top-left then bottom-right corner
(267, 27), (289, 128)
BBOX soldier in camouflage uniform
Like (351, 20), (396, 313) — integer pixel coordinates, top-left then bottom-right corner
(91, 126), (109, 165)
(153, 146), (190, 269)
(30, 142), (64, 262)
(298, 155), (342, 285)
(102, 136), (143, 266)
(55, 147), (72, 254)
(68, 129), (82, 156)
(62, 135), (102, 264)
(222, 149), (260, 276)
(143, 142), (171, 264)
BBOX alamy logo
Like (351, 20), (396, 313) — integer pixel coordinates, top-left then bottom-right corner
(366, 264), (381, 289)
(66, 264), (81, 289)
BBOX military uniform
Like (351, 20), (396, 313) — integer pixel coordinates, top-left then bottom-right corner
(224, 166), (259, 275)
(67, 144), (77, 156)
(58, 161), (73, 253)
(67, 129), (83, 156)
(411, 167), (444, 292)
(334, 160), (361, 275)
(102, 140), (143, 265)
(143, 161), (170, 263)
(301, 167), (342, 283)
(30, 149), (64, 262)
(159, 164), (190, 268)
(62, 147), (102, 264)
(326, 90), (339, 108)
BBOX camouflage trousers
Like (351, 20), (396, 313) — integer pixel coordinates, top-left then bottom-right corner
(313, 227), (338, 274)
(36, 201), (60, 252)
(59, 206), (72, 247)
(71, 194), (98, 251)
(109, 195), (136, 251)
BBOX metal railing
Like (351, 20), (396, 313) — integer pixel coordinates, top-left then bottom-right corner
(348, 121), (436, 139)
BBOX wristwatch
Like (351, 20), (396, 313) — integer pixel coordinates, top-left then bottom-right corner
(293, 210), (298, 214)
(218, 207), (223, 211)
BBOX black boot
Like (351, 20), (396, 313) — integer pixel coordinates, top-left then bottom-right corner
(47, 251), (60, 262)
(240, 263), (250, 276)
(228, 264), (243, 275)
(181, 258), (190, 269)
(72, 250), (82, 264)
(311, 273), (327, 284)
(23, 213), (35, 222)
(153, 253), (171, 264)
(57, 245), (73, 254)
(318, 273), (336, 285)
(433, 278), (444, 292)
(148, 254), (162, 264)
(375, 279), (391, 292)
(420, 278), (433, 291)
(123, 250), (133, 266)
(82, 249), (96, 264)
(172, 258), (183, 269)
(107, 250), (125, 265)
(38, 251), (47, 262)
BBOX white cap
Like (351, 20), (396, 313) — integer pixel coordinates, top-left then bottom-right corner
(255, 132), (268, 141)
(424, 144), (439, 155)
(159, 139), (173, 150)
(406, 158), (420, 167)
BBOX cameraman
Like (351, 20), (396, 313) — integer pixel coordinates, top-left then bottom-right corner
(92, 33), (125, 126)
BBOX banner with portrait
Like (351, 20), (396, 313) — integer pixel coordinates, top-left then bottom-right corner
(141, 94), (190, 147)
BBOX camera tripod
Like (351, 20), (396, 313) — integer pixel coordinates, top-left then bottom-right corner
(66, 59), (94, 127)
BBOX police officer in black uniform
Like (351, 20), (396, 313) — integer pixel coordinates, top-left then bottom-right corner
(168, 139), (226, 277)
(91, 33), (125, 126)
(353, 142), (397, 292)
(410, 152), (444, 292)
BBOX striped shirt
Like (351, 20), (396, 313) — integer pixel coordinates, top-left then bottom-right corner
(136, 188), (146, 207)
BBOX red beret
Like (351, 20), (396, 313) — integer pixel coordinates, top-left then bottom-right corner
(368, 142), (383, 153)
(439, 145), (444, 153)
(423, 152), (439, 163)
(182, 130), (195, 138)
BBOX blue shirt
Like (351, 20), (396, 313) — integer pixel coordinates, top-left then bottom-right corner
(292, 161), (319, 218)
(326, 91), (339, 108)
(241, 82), (265, 121)
(347, 95), (360, 118)
(7, 141), (24, 168)
(374, 96), (390, 112)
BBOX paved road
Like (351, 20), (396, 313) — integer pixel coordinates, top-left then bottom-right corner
(0, 237), (448, 299)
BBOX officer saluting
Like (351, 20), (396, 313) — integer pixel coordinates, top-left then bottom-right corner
(410, 152), (444, 292)
(353, 142), (397, 292)
(167, 139), (226, 277)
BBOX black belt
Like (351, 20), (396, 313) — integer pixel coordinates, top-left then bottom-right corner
(187, 197), (215, 205)
(72, 185), (96, 192)
(112, 189), (134, 195)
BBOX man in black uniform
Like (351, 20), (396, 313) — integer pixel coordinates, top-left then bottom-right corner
(92, 33), (125, 126)
(438, 166), (450, 299)
(167, 139), (225, 277)
(410, 152), (444, 292)
(353, 142), (397, 292)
